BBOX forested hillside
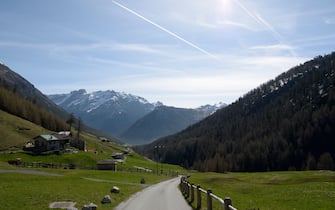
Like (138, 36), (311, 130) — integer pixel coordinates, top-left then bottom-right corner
(0, 64), (70, 120)
(136, 52), (335, 172)
(0, 64), (68, 132)
(0, 86), (67, 132)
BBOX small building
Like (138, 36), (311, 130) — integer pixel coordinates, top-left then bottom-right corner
(97, 160), (118, 171)
(111, 152), (125, 160)
(111, 152), (126, 163)
(58, 131), (71, 136)
(34, 134), (70, 152)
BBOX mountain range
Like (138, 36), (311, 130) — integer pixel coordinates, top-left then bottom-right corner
(48, 90), (225, 144)
(136, 52), (335, 172)
(48, 89), (158, 137)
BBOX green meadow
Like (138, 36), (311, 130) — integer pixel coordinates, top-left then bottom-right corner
(0, 150), (183, 209)
(0, 168), (172, 210)
(186, 171), (335, 210)
(1, 153), (335, 210)
(0, 149), (183, 210)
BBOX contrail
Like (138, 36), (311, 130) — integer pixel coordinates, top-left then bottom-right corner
(232, 0), (282, 42)
(232, 0), (296, 56)
(112, 0), (219, 60)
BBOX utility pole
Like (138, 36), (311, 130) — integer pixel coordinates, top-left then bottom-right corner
(77, 117), (81, 140)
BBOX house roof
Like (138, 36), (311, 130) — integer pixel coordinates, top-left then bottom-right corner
(40, 134), (59, 141)
(58, 131), (71, 136)
(35, 134), (70, 141)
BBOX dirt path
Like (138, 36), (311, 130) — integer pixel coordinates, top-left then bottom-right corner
(0, 169), (62, 176)
(83, 177), (150, 186)
(49, 201), (76, 209)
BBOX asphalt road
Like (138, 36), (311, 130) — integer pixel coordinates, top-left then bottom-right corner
(114, 177), (192, 210)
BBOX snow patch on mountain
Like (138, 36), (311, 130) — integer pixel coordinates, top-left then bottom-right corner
(196, 102), (226, 115)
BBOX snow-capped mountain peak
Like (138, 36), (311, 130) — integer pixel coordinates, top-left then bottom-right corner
(48, 89), (160, 137)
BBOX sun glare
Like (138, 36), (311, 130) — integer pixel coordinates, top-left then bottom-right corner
(218, 0), (233, 16)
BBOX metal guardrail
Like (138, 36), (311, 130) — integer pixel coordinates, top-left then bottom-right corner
(180, 176), (237, 210)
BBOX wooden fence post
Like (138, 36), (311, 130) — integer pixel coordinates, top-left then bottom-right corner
(180, 178), (183, 193)
(207, 189), (213, 210)
(197, 185), (201, 209)
(180, 178), (237, 210)
(181, 177), (186, 194)
(190, 183), (194, 203)
(224, 197), (232, 210)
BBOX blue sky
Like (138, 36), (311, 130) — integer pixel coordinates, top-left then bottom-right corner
(1, 0), (334, 108)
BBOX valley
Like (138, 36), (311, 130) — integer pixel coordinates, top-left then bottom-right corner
(1, 1), (335, 209)
(0, 52), (334, 209)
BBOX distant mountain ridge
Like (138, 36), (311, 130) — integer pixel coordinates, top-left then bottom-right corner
(49, 89), (225, 144)
(49, 89), (159, 138)
(136, 52), (335, 172)
(121, 104), (225, 145)
(50, 89), (159, 114)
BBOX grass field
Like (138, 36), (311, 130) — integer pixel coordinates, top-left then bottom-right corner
(0, 146), (184, 210)
(0, 110), (51, 150)
(1, 157), (335, 210)
(186, 171), (335, 210)
(0, 167), (174, 210)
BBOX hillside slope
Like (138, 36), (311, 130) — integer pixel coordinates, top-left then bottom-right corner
(0, 64), (69, 120)
(137, 52), (335, 172)
(0, 109), (51, 150)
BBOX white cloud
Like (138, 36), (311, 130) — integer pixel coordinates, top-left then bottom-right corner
(0, 40), (162, 54)
(249, 44), (295, 51)
(112, 43), (159, 53)
(240, 55), (308, 76)
(37, 50), (310, 108)
(101, 55), (306, 95)
(324, 17), (335, 25)
(290, 34), (335, 49)
(218, 20), (255, 30)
